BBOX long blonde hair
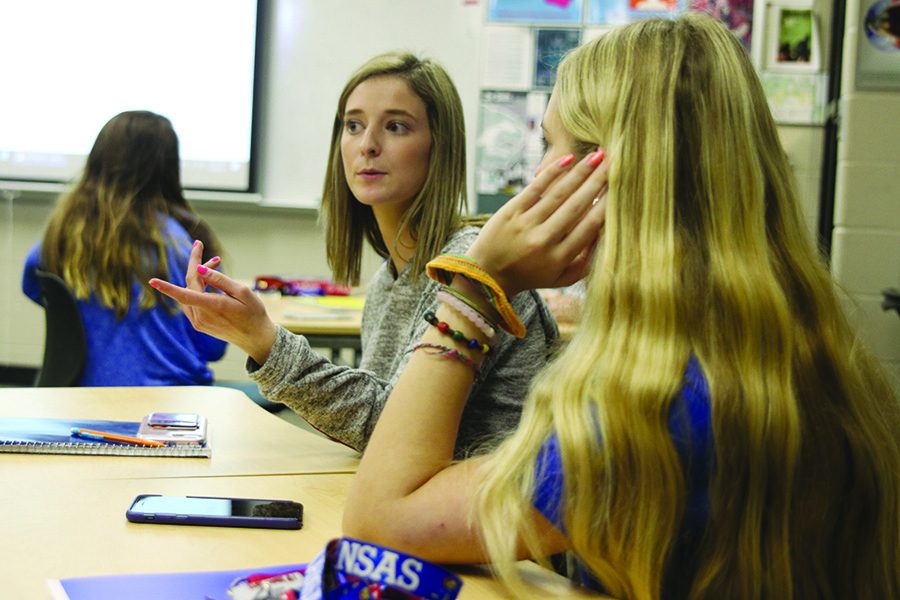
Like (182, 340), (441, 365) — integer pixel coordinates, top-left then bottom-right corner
(41, 111), (221, 318)
(476, 14), (899, 599)
(319, 52), (468, 285)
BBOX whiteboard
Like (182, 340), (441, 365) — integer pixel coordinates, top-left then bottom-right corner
(255, 0), (484, 209)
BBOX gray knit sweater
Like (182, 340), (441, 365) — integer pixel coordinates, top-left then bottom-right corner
(247, 227), (558, 457)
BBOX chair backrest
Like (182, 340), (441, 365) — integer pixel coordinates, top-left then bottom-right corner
(883, 288), (900, 319)
(34, 270), (88, 387)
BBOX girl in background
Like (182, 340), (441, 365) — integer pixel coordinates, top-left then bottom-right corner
(23, 110), (227, 386)
(151, 52), (558, 457)
(341, 15), (900, 599)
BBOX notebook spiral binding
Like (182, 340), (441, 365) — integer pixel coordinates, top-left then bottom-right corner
(0, 439), (210, 458)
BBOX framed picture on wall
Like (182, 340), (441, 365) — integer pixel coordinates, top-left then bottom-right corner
(533, 28), (582, 88)
(764, 5), (820, 72)
(855, 0), (900, 90)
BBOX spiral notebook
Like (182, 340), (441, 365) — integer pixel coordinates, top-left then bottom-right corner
(0, 417), (211, 458)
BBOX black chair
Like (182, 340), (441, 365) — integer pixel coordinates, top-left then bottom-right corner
(883, 288), (900, 319)
(33, 270), (87, 387)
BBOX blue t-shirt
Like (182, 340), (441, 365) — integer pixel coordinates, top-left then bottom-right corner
(22, 215), (228, 386)
(532, 356), (713, 596)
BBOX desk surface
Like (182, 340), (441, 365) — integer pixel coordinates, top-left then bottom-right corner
(0, 386), (359, 480)
(3, 473), (601, 599)
(261, 293), (363, 337)
(264, 292), (578, 342)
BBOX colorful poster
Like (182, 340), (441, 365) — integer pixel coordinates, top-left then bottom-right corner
(763, 5), (819, 72)
(587, 0), (751, 50)
(534, 29), (582, 88)
(589, 0), (688, 26)
(688, 0), (753, 49)
(488, 0), (584, 23)
(476, 91), (549, 211)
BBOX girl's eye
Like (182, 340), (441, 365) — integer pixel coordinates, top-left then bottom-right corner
(387, 121), (409, 134)
(541, 135), (549, 153)
(344, 120), (363, 134)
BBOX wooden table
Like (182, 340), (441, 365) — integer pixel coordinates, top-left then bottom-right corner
(3, 471), (601, 598)
(0, 386), (603, 598)
(259, 293), (364, 364)
(0, 385), (359, 481)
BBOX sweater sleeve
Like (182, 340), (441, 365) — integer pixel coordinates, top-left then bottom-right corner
(246, 326), (390, 452)
(246, 226), (560, 457)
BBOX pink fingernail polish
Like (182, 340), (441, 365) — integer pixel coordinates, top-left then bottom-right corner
(211, 256), (220, 262)
(588, 151), (605, 168)
(193, 240), (200, 247)
(149, 280), (159, 289)
(197, 265), (208, 275)
(557, 154), (575, 168)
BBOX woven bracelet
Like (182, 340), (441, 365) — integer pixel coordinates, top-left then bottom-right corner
(410, 342), (480, 376)
(425, 254), (525, 338)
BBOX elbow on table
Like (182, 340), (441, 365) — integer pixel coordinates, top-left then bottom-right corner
(342, 503), (400, 548)
(342, 503), (439, 561)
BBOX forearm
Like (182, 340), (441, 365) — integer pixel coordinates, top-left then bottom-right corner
(345, 280), (493, 528)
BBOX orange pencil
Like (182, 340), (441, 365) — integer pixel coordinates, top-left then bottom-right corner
(71, 427), (166, 447)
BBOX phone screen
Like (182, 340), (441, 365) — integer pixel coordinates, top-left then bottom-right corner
(146, 412), (201, 429)
(127, 495), (303, 529)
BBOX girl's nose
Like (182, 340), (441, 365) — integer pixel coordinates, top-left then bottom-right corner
(360, 129), (380, 156)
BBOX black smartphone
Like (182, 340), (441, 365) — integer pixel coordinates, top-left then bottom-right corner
(126, 494), (303, 529)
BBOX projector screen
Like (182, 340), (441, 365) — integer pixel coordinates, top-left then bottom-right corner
(0, 0), (259, 192)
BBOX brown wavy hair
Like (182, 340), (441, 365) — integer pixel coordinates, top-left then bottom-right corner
(41, 110), (222, 318)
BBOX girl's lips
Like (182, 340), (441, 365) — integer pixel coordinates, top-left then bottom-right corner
(358, 170), (386, 181)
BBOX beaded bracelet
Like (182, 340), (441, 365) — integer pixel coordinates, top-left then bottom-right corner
(424, 311), (491, 354)
(410, 342), (481, 376)
(437, 289), (497, 340)
(441, 284), (500, 330)
(426, 254), (525, 338)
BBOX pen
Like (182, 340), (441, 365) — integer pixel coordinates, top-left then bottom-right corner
(70, 427), (166, 447)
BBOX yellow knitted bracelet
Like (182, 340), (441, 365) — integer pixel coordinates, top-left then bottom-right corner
(425, 254), (526, 338)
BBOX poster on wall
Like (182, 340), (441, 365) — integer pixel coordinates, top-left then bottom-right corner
(476, 90), (549, 212)
(534, 29), (582, 88)
(488, 0), (583, 23)
(687, 0), (753, 49)
(587, 0), (752, 50)
(480, 25), (535, 89)
(856, 0), (900, 89)
(589, 0), (685, 26)
(763, 6), (820, 71)
(760, 72), (828, 124)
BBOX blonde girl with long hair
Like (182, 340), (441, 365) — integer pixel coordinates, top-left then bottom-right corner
(22, 110), (227, 386)
(151, 52), (558, 457)
(341, 14), (900, 599)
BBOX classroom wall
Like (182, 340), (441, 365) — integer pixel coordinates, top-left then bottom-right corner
(0, 121), (825, 383)
(831, 0), (900, 394)
(2, 2), (895, 392)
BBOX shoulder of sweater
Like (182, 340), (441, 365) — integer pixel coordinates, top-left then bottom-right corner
(440, 226), (480, 254)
